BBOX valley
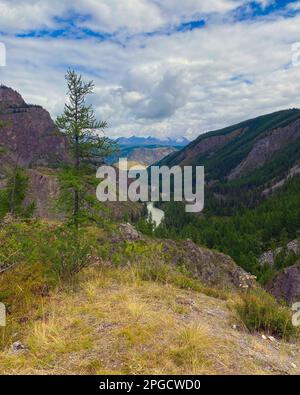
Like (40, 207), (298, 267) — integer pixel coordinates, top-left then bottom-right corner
(1, 0), (300, 380)
(0, 84), (299, 376)
(153, 109), (300, 289)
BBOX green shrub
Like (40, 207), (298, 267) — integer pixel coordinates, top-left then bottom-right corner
(0, 221), (94, 281)
(42, 226), (92, 281)
(0, 169), (34, 219)
(234, 290), (299, 340)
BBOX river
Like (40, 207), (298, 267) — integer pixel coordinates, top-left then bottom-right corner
(147, 202), (165, 228)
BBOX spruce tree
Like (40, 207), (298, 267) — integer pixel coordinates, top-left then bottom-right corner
(56, 70), (115, 227)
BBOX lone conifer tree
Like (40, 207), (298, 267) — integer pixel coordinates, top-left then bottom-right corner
(56, 70), (114, 227)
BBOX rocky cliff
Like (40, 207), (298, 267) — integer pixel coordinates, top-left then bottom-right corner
(267, 262), (300, 304)
(0, 86), (68, 168)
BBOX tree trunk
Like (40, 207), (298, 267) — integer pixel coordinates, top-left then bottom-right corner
(74, 97), (80, 229)
(9, 157), (19, 215)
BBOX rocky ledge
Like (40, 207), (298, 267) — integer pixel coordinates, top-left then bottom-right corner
(0, 86), (68, 167)
(116, 223), (257, 291)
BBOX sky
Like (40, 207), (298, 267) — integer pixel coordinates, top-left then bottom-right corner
(0, 0), (300, 140)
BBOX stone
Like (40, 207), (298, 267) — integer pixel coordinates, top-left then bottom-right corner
(118, 223), (141, 242)
(10, 341), (27, 354)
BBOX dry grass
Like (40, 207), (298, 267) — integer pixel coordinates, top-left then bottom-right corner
(0, 264), (299, 375)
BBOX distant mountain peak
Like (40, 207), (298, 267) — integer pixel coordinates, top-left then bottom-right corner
(115, 136), (190, 147)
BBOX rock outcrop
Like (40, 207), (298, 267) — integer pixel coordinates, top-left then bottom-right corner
(267, 262), (300, 304)
(118, 223), (141, 241)
(0, 86), (68, 167)
(259, 240), (300, 266)
(23, 169), (61, 219)
(163, 238), (257, 290)
(116, 224), (257, 291)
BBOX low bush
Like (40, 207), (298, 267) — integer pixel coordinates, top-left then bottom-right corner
(41, 226), (92, 281)
(234, 289), (299, 340)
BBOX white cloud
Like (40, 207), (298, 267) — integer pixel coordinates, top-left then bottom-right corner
(0, 0), (256, 34)
(0, 1), (300, 140)
(0, 0), (64, 32)
(74, 0), (164, 34)
(255, 0), (275, 8)
(287, 1), (300, 11)
(120, 67), (191, 119)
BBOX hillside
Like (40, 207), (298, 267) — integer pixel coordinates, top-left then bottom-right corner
(0, 87), (143, 222)
(2, 266), (299, 375)
(108, 145), (180, 167)
(153, 110), (300, 286)
(160, 109), (300, 183)
(0, 222), (299, 375)
(125, 146), (177, 166)
(160, 109), (300, 205)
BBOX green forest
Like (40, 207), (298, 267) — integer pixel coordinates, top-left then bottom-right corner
(139, 176), (300, 284)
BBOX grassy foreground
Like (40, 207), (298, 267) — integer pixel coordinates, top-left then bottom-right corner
(0, 220), (299, 375)
(0, 266), (300, 375)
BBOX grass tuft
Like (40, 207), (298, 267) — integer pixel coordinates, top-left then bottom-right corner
(234, 289), (299, 340)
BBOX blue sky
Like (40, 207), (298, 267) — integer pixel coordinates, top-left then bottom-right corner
(7, 1), (300, 40)
(0, 0), (300, 139)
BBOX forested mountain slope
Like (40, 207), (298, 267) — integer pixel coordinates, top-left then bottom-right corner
(153, 110), (300, 284)
(160, 109), (300, 183)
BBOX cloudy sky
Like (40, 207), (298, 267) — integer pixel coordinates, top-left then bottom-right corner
(0, 0), (300, 140)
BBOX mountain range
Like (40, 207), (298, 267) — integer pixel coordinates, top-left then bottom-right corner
(115, 136), (190, 147)
(159, 109), (300, 210)
(156, 109), (300, 296)
(109, 136), (190, 166)
(159, 109), (300, 183)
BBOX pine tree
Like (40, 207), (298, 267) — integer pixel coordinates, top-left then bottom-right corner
(56, 70), (116, 227)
